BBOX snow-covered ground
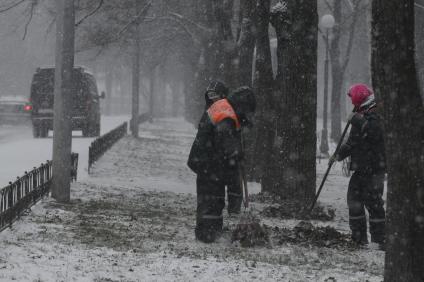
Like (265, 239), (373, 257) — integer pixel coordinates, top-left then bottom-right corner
(0, 115), (129, 187)
(0, 118), (384, 281)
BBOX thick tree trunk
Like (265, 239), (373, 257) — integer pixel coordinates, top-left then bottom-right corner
(52, 0), (75, 203)
(131, 30), (140, 137)
(329, 0), (343, 141)
(248, 0), (275, 187)
(105, 62), (113, 116)
(330, 65), (343, 140)
(149, 66), (156, 120)
(158, 65), (167, 117)
(372, 1), (424, 281)
(237, 0), (255, 86)
(270, 0), (318, 202)
(416, 3), (424, 101)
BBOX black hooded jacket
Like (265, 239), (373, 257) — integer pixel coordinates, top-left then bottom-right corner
(188, 88), (255, 180)
(337, 108), (386, 173)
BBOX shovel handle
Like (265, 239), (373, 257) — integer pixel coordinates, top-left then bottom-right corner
(308, 109), (356, 212)
(239, 161), (249, 208)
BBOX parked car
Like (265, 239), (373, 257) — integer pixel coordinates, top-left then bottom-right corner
(0, 96), (32, 125)
(30, 66), (104, 138)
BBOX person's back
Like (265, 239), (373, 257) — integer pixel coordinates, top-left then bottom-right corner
(188, 84), (256, 243)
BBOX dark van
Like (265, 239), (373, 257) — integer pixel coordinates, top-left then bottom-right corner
(30, 67), (104, 138)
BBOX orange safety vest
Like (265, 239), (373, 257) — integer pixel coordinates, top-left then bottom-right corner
(207, 99), (241, 129)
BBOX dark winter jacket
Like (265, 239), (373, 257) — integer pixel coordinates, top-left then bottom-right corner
(188, 87), (255, 180)
(187, 109), (241, 181)
(337, 109), (386, 173)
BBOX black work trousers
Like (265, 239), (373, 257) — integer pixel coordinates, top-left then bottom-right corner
(347, 171), (385, 244)
(195, 173), (242, 243)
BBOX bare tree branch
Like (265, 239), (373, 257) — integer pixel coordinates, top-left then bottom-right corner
(168, 12), (211, 33)
(0, 0), (25, 13)
(75, 0), (104, 27)
(324, 0), (334, 12)
(116, 1), (152, 38)
(22, 0), (34, 40)
(340, 0), (369, 25)
(343, 0), (354, 11)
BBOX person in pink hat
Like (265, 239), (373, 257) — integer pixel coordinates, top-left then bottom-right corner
(330, 83), (386, 249)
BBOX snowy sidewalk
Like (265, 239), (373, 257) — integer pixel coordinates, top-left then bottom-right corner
(0, 118), (384, 282)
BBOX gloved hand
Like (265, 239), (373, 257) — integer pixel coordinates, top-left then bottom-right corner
(329, 153), (339, 165)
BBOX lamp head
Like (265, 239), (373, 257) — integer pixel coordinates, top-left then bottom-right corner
(321, 14), (335, 29)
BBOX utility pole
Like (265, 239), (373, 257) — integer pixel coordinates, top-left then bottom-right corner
(52, 0), (75, 203)
(131, 9), (141, 137)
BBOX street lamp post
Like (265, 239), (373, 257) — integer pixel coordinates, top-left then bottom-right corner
(319, 14), (335, 156)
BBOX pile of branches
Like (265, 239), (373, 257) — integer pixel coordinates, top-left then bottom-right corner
(261, 203), (336, 221)
(270, 221), (356, 249)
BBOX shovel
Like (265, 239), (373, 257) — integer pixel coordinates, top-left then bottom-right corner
(234, 135), (260, 233)
(307, 109), (356, 214)
(240, 160), (249, 209)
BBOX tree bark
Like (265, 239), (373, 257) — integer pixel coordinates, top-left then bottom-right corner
(237, 0), (255, 86)
(248, 0), (275, 186)
(52, 0), (75, 203)
(270, 0), (318, 202)
(149, 66), (156, 121)
(372, 1), (424, 281)
(131, 25), (140, 137)
(416, 2), (424, 101)
(105, 60), (113, 116)
(329, 0), (343, 141)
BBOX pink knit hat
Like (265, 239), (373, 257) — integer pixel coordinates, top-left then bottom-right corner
(347, 84), (374, 108)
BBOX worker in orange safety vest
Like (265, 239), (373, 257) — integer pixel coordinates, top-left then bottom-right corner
(188, 82), (256, 243)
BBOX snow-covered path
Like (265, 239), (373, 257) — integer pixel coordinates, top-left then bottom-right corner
(0, 118), (384, 282)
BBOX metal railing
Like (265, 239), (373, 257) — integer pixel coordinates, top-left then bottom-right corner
(88, 122), (128, 173)
(0, 153), (78, 232)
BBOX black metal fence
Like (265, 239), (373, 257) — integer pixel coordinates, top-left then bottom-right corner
(88, 122), (128, 173)
(0, 153), (79, 232)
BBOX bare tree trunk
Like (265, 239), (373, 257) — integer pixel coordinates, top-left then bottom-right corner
(249, 0), (275, 186)
(329, 0), (363, 140)
(52, 0), (75, 203)
(329, 0), (343, 141)
(149, 66), (156, 121)
(105, 61), (113, 116)
(158, 64), (167, 117)
(416, 3), (424, 101)
(237, 0), (255, 86)
(270, 0), (318, 202)
(372, 1), (424, 281)
(131, 25), (140, 137)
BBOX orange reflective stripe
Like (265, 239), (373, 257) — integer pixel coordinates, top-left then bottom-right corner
(207, 99), (241, 129)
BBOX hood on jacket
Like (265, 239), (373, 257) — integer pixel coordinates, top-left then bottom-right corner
(227, 86), (256, 128)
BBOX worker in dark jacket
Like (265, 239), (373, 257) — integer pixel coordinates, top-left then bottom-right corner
(188, 84), (256, 243)
(202, 81), (242, 213)
(331, 84), (386, 247)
